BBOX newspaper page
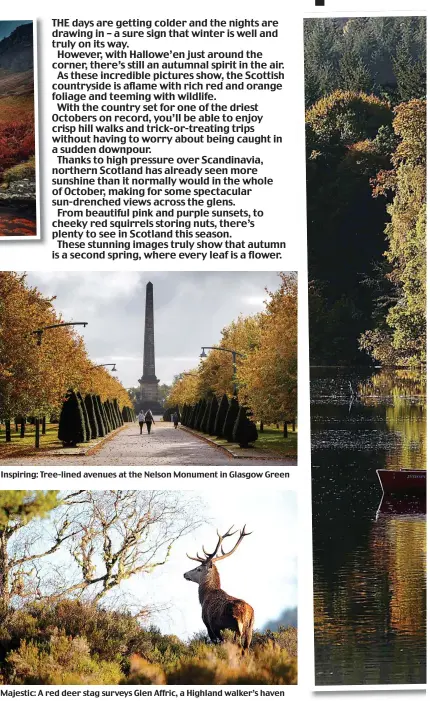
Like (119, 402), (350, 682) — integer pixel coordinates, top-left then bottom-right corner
(0, 0), (426, 698)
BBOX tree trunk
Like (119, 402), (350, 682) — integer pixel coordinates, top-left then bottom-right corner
(0, 531), (10, 611)
(283, 421), (288, 438)
(42, 416), (46, 435)
(259, 421), (264, 432)
(292, 418), (296, 432)
(5, 420), (11, 443)
(276, 423), (279, 429)
(14, 418), (18, 433)
(20, 419), (26, 438)
(35, 418), (40, 448)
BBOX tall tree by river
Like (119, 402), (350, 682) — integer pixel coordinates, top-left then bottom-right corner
(305, 17), (426, 365)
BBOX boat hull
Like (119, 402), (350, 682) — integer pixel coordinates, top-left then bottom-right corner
(377, 469), (426, 495)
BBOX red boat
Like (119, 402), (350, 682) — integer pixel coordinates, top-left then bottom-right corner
(377, 469), (426, 495)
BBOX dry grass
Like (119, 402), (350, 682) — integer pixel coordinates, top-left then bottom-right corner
(0, 94), (34, 124)
(0, 601), (297, 685)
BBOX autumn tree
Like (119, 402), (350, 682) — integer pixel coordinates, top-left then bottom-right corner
(360, 99), (426, 365)
(305, 91), (393, 363)
(166, 373), (200, 409)
(0, 491), (70, 612)
(196, 315), (262, 401)
(0, 274), (132, 443)
(239, 274), (297, 425)
(0, 490), (202, 612)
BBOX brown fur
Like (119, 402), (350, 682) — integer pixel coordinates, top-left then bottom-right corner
(197, 562), (254, 648)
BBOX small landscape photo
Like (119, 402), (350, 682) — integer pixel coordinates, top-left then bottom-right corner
(0, 21), (37, 238)
(0, 489), (297, 685)
(0, 271), (297, 467)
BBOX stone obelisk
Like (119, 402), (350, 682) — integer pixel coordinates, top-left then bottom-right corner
(138, 282), (162, 412)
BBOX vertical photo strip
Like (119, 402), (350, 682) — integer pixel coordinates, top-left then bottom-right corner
(0, 20), (37, 238)
(304, 16), (426, 687)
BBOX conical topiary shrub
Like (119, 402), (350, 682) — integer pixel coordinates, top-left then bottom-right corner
(196, 400), (207, 431)
(188, 403), (196, 428)
(76, 392), (91, 442)
(205, 396), (219, 435)
(184, 405), (191, 426)
(58, 390), (87, 446)
(223, 396), (239, 442)
(94, 395), (106, 437)
(84, 394), (99, 440)
(233, 405), (259, 448)
(103, 401), (112, 432)
(113, 399), (123, 426)
(214, 394), (229, 437)
(163, 407), (173, 422)
(181, 404), (188, 426)
(201, 401), (211, 433)
(191, 401), (201, 430)
(108, 400), (118, 429)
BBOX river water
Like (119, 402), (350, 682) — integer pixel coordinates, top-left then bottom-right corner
(311, 367), (426, 685)
(0, 207), (36, 236)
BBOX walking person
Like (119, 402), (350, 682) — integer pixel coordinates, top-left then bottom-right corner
(172, 411), (179, 429)
(137, 410), (145, 434)
(144, 409), (155, 434)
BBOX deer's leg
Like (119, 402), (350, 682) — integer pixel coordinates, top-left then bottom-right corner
(243, 614), (254, 650)
(203, 616), (218, 644)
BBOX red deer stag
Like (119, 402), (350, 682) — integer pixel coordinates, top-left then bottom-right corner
(184, 525), (254, 648)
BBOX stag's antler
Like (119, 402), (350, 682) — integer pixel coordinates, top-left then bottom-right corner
(186, 525), (251, 563)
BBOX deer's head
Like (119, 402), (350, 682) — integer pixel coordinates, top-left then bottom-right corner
(184, 525), (252, 584)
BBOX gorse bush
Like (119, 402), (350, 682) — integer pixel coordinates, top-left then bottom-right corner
(2, 156), (35, 185)
(0, 600), (297, 685)
(8, 634), (122, 685)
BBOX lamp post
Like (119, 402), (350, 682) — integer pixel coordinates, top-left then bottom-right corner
(31, 321), (88, 447)
(199, 346), (244, 395)
(31, 321), (88, 346)
(96, 363), (117, 372)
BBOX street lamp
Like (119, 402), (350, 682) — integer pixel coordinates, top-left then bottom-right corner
(97, 363), (117, 372)
(199, 346), (244, 394)
(32, 322), (88, 346)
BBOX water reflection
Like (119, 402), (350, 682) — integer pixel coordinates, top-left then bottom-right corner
(312, 367), (426, 685)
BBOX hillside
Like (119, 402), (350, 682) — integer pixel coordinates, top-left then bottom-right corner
(0, 23), (33, 97)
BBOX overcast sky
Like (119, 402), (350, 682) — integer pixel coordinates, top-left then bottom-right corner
(26, 272), (285, 388)
(118, 489), (297, 638)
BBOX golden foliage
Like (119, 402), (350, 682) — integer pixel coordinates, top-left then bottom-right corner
(238, 273), (297, 422)
(166, 274), (297, 422)
(0, 273), (131, 417)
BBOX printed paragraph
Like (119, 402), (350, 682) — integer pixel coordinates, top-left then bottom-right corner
(50, 18), (286, 262)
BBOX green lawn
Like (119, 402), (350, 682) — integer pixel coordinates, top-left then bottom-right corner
(188, 424), (297, 459)
(254, 426), (297, 458)
(0, 424), (61, 457)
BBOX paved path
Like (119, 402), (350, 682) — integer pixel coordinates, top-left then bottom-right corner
(0, 423), (295, 467)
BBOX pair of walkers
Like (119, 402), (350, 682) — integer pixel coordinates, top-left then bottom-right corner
(138, 409), (155, 434)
